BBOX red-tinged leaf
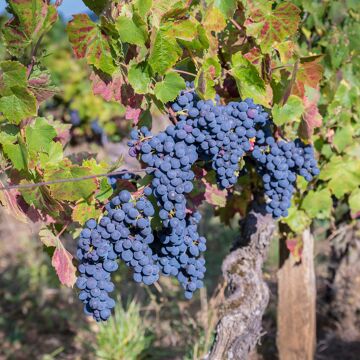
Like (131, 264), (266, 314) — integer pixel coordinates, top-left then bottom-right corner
(187, 167), (227, 208)
(292, 57), (324, 97)
(39, 226), (57, 247)
(67, 14), (116, 75)
(39, 227), (76, 287)
(125, 106), (141, 125)
(244, 47), (262, 65)
(120, 84), (143, 109)
(286, 237), (303, 262)
(244, 1), (301, 53)
(204, 181), (227, 207)
(0, 184), (28, 223)
(274, 41), (296, 63)
(298, 90), (323, 140)
(28, 71), (59, 103)
(52, 244), (77, 287)
(52, 121), (72, 145)
(26, 205), (56, 224)
(3, 0), (58, 57)
(90, 70), (123, 102)
(216, 191), (251, 225)
(116, 179), (138, 193)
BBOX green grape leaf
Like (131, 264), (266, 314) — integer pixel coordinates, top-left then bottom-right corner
(0, 61), (27, 90)
(151, 0), (185, 26)
(154, 72), (186, 103)
(128, 62), (151, 94)
(72, 200), (102, 225)
(44, 161), (97, 202)
(2, 0), (58, 57)
(115, 16), (147, 46)
(82, 0), (107, 15)
(177, 24), (209, 51)
(319, 156), (360, 198)
(333, 126), (353, 153)
(203, 6), (227, 33)
(282, 205), (311, 233)
(272, 95), (304, 126)
(0, 86), (37, 124)
(25, 117), (57, 156)
(349, 188), (360, 218)
(134, 0), (152, 19)
(39, 141), (64, 168)
(214, 0), (237, 18)
(3, 137), (28, 171)
(195, 56), (221, 100)
(232, 52), (270, 107)
(96, 177), (113, 202)
(301, 188), (332, 219)
(166, 20), (198, 41)
(67, 14), (116, 75)
(20, 181), (63, 216)
(82, 158), (113, 201)
(0, 124), (19, 145)
(148, 28), (182, 75)
(244, 0), (301, 53)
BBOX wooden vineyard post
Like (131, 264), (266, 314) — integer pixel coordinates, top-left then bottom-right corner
(277, 229), (316, 360)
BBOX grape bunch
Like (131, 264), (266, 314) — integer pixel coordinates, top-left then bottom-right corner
(170, 86), (270, 189)
(252, 138), (320, 218)
(76, 190), (160, 321)
(75, 218), (118, 321)
(168, 83), (319, 216)
(152, 212), (206, 299)
(76, 84), (320, 321)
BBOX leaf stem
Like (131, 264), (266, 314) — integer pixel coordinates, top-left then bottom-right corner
(282, 59), (299, 105)
(27, 33), (45, 79)
(230, 18), (244, 32)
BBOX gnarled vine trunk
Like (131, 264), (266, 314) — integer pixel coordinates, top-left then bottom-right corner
(208, 203), (276, 360)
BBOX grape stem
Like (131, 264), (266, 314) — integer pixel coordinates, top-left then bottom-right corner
(167, 106), (178, 125)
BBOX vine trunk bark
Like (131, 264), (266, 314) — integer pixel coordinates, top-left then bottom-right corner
(208, 203), (276, 360)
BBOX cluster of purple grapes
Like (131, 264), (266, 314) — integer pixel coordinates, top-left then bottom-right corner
(171, 92), (270, 189)
(252, 138), (319, 218)
(128, 123), (206, 299)
(76, 190), (161, 321)
(152, 212), (206, 299)
(167, 84), (319, 217)
(75, 218), (117, 321)
(76, 85), (319, 321)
